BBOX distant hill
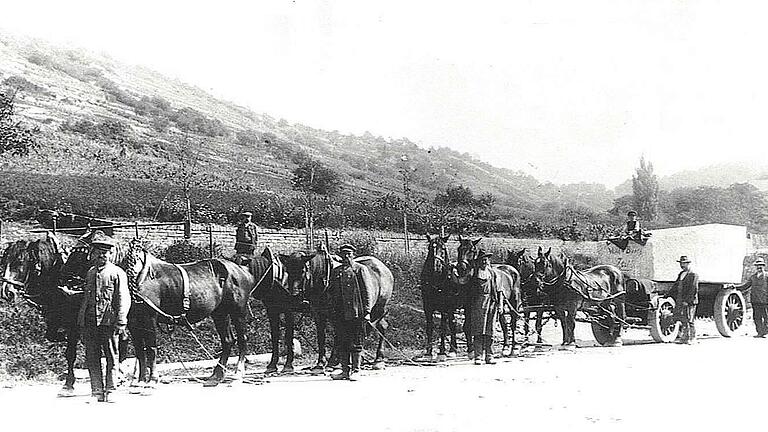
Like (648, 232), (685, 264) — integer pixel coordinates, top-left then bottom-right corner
(614, 161), (768, 196)
(0, 32), (619, 226)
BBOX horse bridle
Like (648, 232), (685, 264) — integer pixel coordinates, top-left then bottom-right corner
(303, 251), (333, 295)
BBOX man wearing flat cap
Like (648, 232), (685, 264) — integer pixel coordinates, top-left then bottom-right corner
(470, 250), (499, 365)
(729, 257), (768, 337)
(235, 211), (259, 255)
(625, 211), (641, 240)
(669, 255), (699, 344)
(77, 232), (130, 402)
(329, 243), (370, 381)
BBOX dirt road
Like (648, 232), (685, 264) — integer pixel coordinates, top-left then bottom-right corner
(2, 319), (767, 432)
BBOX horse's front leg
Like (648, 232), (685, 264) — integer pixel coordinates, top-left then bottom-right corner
(499, 305), (511, 356)
(424, 307), (434, 359)
(438, 311), (448, 361)
(312, 315), (327, 372)
(60, 327), (79, 395)
(535, 310), (544, 344)
(208, 312), (232, 385)
(447, 310), (457, 358)
(555, 308), (568, 346)
(464, 306), (474, 359)
(282, 311), (295, 373)
(265, 308), (281, 373)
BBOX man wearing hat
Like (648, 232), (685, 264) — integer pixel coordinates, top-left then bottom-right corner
(729, 257), (768, 337)
(669, 255), (699, 344)
(234, 211), (259, 260)
(329, 244), (370, 381)
(624, 211), (642, 240)
(470, 250), (500, 365)
(77, 232), (130, 402)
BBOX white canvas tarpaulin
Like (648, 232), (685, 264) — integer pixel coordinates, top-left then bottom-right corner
(596, 224), (747, 283)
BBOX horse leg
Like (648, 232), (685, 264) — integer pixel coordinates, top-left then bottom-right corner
(282, 311), (295, 373)
(373, 318), (387, 370)
(555, 308), (568, 347)
(232, 311), (248, 380)
(447, 310), (458, 358)
(509, 312), (518, 356)
(131, 328), (147, 384)
(265, 308), (280, 373)
(208, 312), (232, 384)
(312, 315), (327, 372)
(535, 310), (544, 344)
(500, 307), (511, 357)
(424, 308), (434, 359)
(328, 317), (340, 368)
(60, 327), (79, 395)
(438, 311), (448, 361)
(464, 308), (474, 359)
(567, 305), (578, 346)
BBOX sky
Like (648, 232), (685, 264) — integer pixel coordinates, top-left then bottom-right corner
(1, 0), (767, 187)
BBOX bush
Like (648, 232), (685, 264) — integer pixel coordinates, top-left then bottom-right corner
(340, 231), (378, 256)
(158, 240), (222, 263)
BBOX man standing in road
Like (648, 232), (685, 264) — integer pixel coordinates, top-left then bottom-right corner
(470, 250), (499, 365)
(329, 244), (370, 381)
(729, 257), (768, 338)
(670, 255), (699, 344)
(77, 232), (130, 402)
(234, 211), (259, 264)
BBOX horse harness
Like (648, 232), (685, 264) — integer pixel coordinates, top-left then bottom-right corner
(542, 264), (626, 304)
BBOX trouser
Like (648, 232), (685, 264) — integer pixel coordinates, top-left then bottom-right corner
(675, 304), (697, 342)
(337, 318), (364, 371)
(472, 335), (494, 359)
(753, 303), (768, 336)
(82, 325), (119, 395)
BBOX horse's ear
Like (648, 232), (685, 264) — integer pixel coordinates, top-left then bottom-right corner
(545, 247), (552, 257)
(458, 234), (463, 242)
(441, 235), (450, 244)
(537, 246), (543, 256)
(472, 238), (482, 246)
(426, 234), (432, 242)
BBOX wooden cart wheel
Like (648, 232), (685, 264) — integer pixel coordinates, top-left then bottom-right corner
(649, 297), (679, 343)
(714, 288), (745, 337)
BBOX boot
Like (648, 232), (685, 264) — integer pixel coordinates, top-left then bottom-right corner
(484, 337), (496, 365)
(351, 352), (361, 375)
(473, 338), (483, 365)
(331, 355), (351, 381)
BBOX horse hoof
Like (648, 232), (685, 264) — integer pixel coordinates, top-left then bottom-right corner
(265, 365), (278, 374)
(467, 351), (475, 360)
(310, 365), (326, 375)
(372, 361), (385, 370)
(501, 347), (512, 357)
(203, 377), (222, 387)
(281, 365), (294, 374)
(436, 354), (447, 362)
(446, 351), (457, 359)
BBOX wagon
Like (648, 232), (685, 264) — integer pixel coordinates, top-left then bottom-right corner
(589, 223), (748, 344)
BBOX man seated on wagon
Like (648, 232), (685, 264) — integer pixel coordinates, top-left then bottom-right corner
(624, 211), (642, 239)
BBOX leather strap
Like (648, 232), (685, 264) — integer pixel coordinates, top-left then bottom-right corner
(174, 264), (191, 313)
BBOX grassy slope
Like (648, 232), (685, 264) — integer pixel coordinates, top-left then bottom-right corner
(0, 33), (615, 221)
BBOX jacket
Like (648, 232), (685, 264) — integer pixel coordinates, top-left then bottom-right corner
(77, 262), (130, 328)
(235, 222), (259, 254)
(734, 272), (768, 304)
(671, 270), (699, 305)
(330, 261), (370, 321)
(470, 266), (499, 336)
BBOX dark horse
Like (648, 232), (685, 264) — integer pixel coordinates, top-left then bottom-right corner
(124, 242), (260, 385)
(0, 235), (129, 394)
(453, 236), (522, 356)
(419, 234), (463, 360)
(533, 247), (626, 347)
(281, 247), (394, 370)
(507, 248), (546, 344)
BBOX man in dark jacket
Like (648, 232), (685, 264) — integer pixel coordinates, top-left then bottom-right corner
(730, 257), (768, 337)
(670, 255), (699, 344)
(329, 244), (370, 381)
(77, 233), (130, 402)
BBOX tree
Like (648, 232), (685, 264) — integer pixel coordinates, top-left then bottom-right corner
(632, 157), (659, 221)
(431, 185), (496, 234)
(291, 153), (342, 248)
(0, 90), (38, 156)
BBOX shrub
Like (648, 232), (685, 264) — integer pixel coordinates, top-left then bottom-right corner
(340, 231), (377, 256)
(158, 239), (222, 263)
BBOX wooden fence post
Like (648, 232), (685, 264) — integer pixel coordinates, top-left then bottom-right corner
(184, 219), (192, 239)
(209, 224), (214, 258)
(134, 221), (140, 239)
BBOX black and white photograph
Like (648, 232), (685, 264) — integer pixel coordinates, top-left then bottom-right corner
(1, 1), (768, 430)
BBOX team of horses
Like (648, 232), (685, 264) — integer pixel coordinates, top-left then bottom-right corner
(0, 230), (625, 394)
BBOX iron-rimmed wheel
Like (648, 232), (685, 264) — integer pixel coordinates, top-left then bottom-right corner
(649, 297), (679, 343)
(714, 288), (745, 337)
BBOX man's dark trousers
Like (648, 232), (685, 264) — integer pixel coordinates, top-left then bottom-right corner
(754, 303), (768, 336)
(676, 304), (697, 342)
(336, 318), (364, 371)
(83, 324), (119, 395)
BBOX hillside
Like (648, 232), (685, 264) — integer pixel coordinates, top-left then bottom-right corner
(0, 32), (615, 228)
(614, 161), (768, 196)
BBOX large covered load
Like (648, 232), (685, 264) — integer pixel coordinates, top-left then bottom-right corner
(597, 223), (747, 283)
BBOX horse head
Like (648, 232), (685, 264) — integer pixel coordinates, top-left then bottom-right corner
(280, 251), (315, 298)
(534, 247), (568, 294)
(509, 248), (541, 299)
(456, 235), (482, 276)
(423, 234), (450, 281)
(1, 240), (34, 302)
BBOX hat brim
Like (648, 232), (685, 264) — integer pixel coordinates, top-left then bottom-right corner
(677, 260), (691, 263)
(92, 242), (114, 249)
